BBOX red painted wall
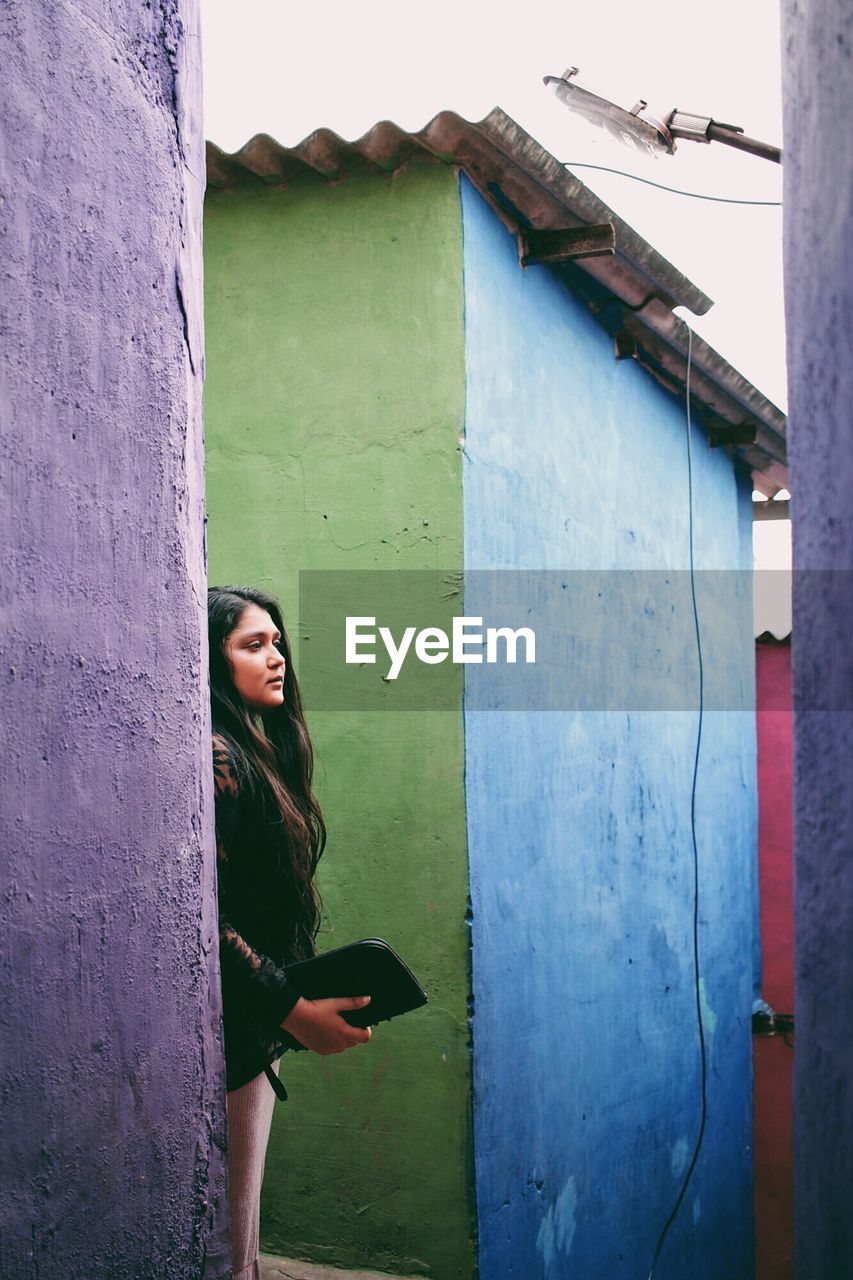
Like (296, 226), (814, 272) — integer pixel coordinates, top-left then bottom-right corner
(754, 638), (794, 1280)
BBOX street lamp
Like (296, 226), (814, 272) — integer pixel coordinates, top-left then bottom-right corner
(545, 67), (782, 163)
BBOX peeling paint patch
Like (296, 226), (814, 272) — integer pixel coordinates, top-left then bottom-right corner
(698, 977), (718, 1036)
(692, 1197), (702, 1224)
(536, 1176), (578, 1271)
(671, 1136), (689, 1179)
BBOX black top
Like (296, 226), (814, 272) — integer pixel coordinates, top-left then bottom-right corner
(212, 734), (313, 1092)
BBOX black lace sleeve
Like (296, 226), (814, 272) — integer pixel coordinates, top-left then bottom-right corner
(212, 735), (302, 1030)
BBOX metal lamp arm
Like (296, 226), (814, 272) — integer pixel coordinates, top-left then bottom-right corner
(545, 70), (782, 164)
(668, 110), (782, 163)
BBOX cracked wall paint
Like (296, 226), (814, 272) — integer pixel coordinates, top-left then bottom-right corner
(536, 1176), (578, 1272)
(671, 1136), (689, 1180)
(460, 174), (757, 1280)
(0, 2), (229, 1277)
(698, 977), (718, 1037)
(204, 164), (474, 1278)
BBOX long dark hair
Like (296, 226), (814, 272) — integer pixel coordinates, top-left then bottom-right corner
(208, 585), (325, 949)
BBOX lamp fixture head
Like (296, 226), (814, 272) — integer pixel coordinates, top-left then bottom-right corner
(544, 68), (675, 157)
(545, 67), (782, 164)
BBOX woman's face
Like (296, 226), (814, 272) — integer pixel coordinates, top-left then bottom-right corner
(224, 603), (286, 712)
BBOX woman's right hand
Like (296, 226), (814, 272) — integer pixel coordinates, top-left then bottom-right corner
(281, 995), (373, 1055)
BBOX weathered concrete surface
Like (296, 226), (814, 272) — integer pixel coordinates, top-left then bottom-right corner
(781, 0), (853, 1275)
(204, 165), (474, 1279)
(0, 3), (228, 1276)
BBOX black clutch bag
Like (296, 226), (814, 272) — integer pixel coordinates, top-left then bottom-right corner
(284, 937), (428, 1029)
(260, 938), (427, 1100)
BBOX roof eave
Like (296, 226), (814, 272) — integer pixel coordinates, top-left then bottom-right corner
(205, 107), (787, 492)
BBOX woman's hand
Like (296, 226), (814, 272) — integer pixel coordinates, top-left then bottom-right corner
(281, 995), (373, 1055)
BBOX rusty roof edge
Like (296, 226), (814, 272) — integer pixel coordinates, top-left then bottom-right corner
(206, 108), (713, 316)
(205, 110), (786, 483)
(627, 302), (788, 487)
(656, 307), (786, 436)
(471, 108), (714, 317)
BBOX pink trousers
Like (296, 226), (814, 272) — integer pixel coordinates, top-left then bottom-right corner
(225, 1059), (280, 1280)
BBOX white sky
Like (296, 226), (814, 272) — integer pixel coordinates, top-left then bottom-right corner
(200, 0), (792, 607)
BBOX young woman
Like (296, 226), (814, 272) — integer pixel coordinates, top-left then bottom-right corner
(208, 585), (372, 1280)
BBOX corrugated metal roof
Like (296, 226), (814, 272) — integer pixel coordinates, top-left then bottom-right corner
(206, 107), (787, 495)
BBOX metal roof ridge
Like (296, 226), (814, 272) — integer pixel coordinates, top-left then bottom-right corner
(204, 108), (701, 312)
(206, 108), (711, 314)
(471, 107), (714, 316)
(205, 108), (787, 491)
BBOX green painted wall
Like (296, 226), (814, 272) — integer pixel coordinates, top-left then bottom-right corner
(204, 163), (473, 1278)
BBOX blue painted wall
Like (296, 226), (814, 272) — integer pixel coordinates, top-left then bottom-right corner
(460, 175), (757, 1279)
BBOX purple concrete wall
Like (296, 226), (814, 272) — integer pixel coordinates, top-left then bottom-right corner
(781, 1), (853, 1275)
(0, 3), (229, 1277)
